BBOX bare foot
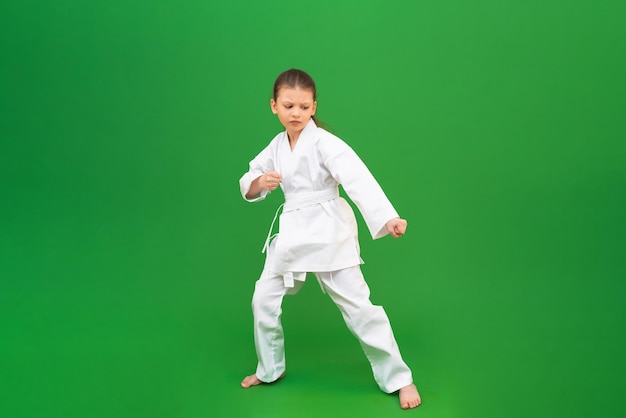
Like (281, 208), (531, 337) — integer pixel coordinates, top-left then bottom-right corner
(240, 374), (262, 388)
(240, 373), (285, 388)
(399, 383), (421, 409)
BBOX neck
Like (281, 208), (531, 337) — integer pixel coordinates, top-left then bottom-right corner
(287, 130), (301, 143)
(287, 130), (300, 150)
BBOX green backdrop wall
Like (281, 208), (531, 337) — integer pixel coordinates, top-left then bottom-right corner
(1, 1), (624, 417)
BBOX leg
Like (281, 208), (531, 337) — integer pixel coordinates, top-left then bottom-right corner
(315, 267), (421, 408)
(242, 242), (305, 388)
(242, 269), (288, 386)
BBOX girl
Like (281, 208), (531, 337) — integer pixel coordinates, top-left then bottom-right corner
(239, 69), (421, 409)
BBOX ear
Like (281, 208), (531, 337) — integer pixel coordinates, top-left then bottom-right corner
(270, 98), (278, 114)
(312, 101), (317, 116)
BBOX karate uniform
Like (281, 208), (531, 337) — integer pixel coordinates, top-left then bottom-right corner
(239, 119), (413, 393)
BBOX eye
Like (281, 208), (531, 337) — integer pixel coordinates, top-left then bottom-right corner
(284, 105), (293, 109)
(302, 106), (309, 110)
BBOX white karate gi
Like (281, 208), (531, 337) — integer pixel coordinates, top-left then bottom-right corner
(239, 119), (413, 393)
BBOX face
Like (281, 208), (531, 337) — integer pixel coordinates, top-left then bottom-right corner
(270, 87), (317, 139)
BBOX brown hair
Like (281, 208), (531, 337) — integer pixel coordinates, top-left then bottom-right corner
(273, 69), (329, 130)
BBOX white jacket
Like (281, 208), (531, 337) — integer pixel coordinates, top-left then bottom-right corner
(239, 119), (399, 284)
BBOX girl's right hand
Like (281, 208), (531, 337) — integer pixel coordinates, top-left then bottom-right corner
(260, 171), (283, 191)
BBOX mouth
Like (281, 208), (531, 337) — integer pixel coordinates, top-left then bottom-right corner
(289, 120), (301, 124)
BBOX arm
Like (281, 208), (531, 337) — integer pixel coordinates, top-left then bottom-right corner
(239, 139), (279, 202)
(322, 135), (403, 239)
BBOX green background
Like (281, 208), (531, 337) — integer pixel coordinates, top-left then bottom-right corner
(1, 1), (624, 417)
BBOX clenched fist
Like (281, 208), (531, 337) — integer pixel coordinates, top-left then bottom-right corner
(386, 218), (408, 238)
(260, 171), (283, 191)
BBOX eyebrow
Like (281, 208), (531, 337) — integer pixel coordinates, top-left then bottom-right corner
(281, 101), (312, 105)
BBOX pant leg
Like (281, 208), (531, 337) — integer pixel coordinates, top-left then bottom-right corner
(314, 266), (413, 393)
(251, 242), (304, 382)
(251, 266), (288, 383)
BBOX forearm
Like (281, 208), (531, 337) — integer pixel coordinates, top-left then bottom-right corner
(334, 154), (399, 239)
(245, 177), (264, 200)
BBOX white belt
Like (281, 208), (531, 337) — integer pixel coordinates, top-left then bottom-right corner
(283, 188), (339, 212)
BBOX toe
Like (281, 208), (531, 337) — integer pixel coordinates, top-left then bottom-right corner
(240, 375), (256, 388)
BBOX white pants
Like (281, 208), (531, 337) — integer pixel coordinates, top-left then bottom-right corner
(251, 262), (413, 393)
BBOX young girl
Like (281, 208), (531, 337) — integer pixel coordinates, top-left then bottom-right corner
(239, 69), (421, 410)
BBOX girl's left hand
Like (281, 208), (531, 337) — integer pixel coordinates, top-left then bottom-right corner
(386, 218), (408, 238)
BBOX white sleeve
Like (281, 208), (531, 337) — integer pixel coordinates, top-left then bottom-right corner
(321, 134), (399, 239)
(239, 142), (276, 202)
